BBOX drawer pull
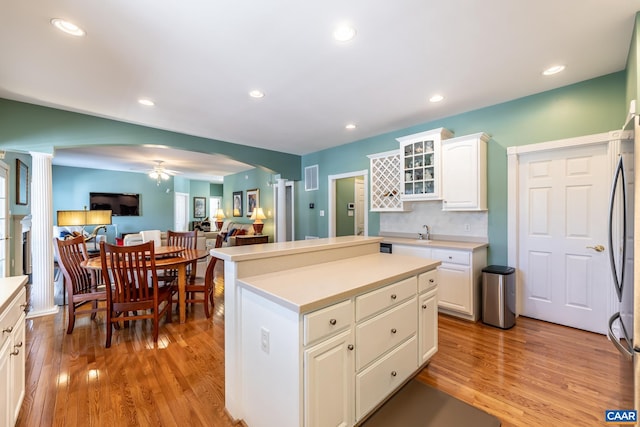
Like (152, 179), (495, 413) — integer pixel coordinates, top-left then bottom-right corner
(391, 371), (397, 377)
(390, 294), (397, 300)
(2, 326), (13, 333)
(14, 341), (23, 348)
(329, 318), (337, 325)
(391, 328), (397, 334)
(448, 256), (453, 260)
(422, 304), (427, 309)
(10, 349), (19, 356)
(347, 344), (354, 351)
(20, 303), (29, 312)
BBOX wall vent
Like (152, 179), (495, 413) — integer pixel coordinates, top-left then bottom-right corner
(305, 165), (319, 191)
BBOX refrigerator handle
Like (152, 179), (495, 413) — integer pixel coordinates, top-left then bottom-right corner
(608, 312), (633, 360)
(608, 155), (626, 302)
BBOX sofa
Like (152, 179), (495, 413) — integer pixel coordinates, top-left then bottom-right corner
(215, 220), (255, 246)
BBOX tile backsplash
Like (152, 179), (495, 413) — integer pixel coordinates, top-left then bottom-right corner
(379, 201), (487, 240)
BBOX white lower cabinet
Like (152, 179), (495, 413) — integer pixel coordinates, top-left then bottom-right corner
(436, 262), (471, 314)
(302, 272), (437, 426)
(0, 285), (27, 427)
(418, 269), (438, 364)
(304, 329), (354, 427)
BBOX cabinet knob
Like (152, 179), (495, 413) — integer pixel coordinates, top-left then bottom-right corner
(2, 326), (13, 334)
(14, 341), (23, 348)
(20, 303), (29, 312)
(429, 279), (434, 283)
(329, 318), (337, 325)
(10, 349), (19, 356)
(422, 304), (427, 309)
(448, 256), (452, 260)
(347, 344), (354, 351)
(391, 371), (397, 377)
(391, 328), (397, 334)
(390, 294), (397, 300)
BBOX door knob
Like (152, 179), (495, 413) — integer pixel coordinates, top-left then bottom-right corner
(586, 245), (605, 252)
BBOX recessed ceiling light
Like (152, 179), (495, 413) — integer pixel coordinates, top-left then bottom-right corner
(249, 90), (265, 98)
(345, 123), (357, 130)
(429, 94), (444, 103)
(138, 98), (155, 106)
(333, 24), (356, 42)
(50, 18), (86, 37)
(543, 65), (565, 76)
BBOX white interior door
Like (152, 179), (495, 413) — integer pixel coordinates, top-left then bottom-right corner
(174, 192), (188, 231)
(0, 162), (7, 277)
(518, 143), (610, 333)
(354, 178), (364, 236)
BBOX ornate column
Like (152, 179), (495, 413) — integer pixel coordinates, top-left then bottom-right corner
(27, 152), (57, 318)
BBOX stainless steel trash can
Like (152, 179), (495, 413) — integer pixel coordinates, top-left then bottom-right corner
(482, 265), (516, 329)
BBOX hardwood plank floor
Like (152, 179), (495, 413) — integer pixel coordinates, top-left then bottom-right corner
(17, 271), (633, 427)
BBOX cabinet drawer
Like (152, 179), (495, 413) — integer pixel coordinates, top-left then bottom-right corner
(431, 248), (470, 265)
(304, 299), (353, 346)
(356, 276), (416, 321)
(356, 298), (416, 370)
(418, 269), (437, 293)
(355, 336), (418, 421)
(0, 287), (26, 348)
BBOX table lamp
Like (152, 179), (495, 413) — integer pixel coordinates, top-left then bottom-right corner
(214, 208), (226, 231)
(250, 207), (266, 235)
(57, 208), (112, 249)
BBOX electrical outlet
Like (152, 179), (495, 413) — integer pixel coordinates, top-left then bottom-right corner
(261, 327), (270, 354)
(464, 224), (471, 232)
(319, 210), (325, 217)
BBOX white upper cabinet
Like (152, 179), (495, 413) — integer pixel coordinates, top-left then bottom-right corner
(441, 132), (489, 211)
(396, 128), (453, 201)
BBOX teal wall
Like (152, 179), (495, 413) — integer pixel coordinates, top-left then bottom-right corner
(627, 14), (639, 109)
(222, 168), (275, 239)
(336, 177), (355, 236)
(52, 165), (175, 234)
(299, 72), (627, 265)
(210, 183), (223, 197)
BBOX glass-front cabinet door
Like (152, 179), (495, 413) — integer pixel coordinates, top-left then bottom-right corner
(396, 128), (453, 201)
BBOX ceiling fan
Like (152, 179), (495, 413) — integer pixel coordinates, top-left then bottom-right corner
(146, 160), (179, 185)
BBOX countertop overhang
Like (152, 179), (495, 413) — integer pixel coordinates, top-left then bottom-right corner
(238, 252), (440, 313)
(381, 236), (488, 251)
(0, 275), (28, 313)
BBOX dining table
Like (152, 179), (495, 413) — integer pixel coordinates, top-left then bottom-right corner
(81, 245), (209, 324)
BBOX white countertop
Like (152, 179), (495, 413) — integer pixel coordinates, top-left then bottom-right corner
(211, 235), (383, 262)
(381, 236), (488, 251)
(238, 252), (440, 313)
(0, 275), (28, 314)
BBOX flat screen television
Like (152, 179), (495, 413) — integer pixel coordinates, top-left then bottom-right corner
(90, 192), (140, 216)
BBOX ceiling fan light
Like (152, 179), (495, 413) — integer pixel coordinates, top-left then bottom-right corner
(161, 172), (169, 180)
(149, 171), (159, 179)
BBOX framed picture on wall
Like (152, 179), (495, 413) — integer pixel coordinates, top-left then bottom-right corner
(246, 189), (259, 217)
(16, 159), (28, 205)
(194, 197), (206, 218)
(233, 191), (243, 217)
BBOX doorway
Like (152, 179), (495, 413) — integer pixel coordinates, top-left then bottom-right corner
(328, 170), (368, 237)
(508, 131), (632, 334)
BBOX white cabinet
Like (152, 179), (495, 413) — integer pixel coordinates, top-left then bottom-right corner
(396, 128), (453, 201)
(0, 282), (27, 427)
(418, 270), (438, 365)
(431, 248), (486, 321)
(441, 132), (489, 211)
(304, 329), (354, 427)
(368, 150), (409, 212)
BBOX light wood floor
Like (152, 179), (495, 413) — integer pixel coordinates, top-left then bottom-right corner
(17, 274), (633, 427)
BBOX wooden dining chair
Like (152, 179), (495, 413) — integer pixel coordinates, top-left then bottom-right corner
(54, 234), (107, 334)
(166, 229), (198, 284)
(183, 255), (218, 318)
(100, 241), (175, 348)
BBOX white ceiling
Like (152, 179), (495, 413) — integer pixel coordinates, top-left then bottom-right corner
(1, 1), (639, 181)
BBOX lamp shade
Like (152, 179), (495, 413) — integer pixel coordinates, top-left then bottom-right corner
(57, 209), (112, 226)
(215, 208), (226, 220)
(57, 210), (87, 226)
(250, 207), (266, 222)
(85, 210), (112, 225)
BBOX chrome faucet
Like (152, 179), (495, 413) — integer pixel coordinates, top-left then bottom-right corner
(423, 225), (430, 240)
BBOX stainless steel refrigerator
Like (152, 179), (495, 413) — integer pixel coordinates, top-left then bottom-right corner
(607, 116), (639, 418)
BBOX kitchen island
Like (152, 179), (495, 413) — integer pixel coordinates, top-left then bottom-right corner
(212, 236), (440, 427)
